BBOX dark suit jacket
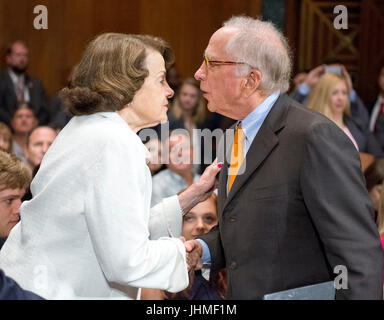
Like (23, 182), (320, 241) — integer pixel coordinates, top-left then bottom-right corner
(344, 116), (384, 157)
(200, 94), (383, 300)
(0, 70), (50, 126)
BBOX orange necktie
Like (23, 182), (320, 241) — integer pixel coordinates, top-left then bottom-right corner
(228, 124), (246, 193)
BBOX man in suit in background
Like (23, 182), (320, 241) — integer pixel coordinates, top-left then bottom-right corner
(0, 40), (49, 126)
(186, 16), (383, 299)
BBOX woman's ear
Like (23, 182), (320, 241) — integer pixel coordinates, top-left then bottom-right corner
(241, 69), (261, 97)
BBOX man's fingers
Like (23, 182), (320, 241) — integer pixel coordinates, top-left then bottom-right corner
(184, 240), (196, 252)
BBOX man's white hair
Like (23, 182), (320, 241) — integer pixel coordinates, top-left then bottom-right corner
(223, 16), (292, 94)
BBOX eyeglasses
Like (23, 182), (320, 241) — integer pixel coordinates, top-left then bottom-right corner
(204, 55), (248, 69)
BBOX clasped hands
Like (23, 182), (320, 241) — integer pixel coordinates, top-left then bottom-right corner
(178, 237), (203, 274)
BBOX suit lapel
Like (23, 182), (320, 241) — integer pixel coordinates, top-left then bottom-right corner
(222, 94), (290, 211)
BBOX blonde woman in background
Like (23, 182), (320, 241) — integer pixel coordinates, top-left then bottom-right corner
(308, 73), (383, 157)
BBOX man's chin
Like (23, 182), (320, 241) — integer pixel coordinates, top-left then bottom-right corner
(11, 66), (27, 75)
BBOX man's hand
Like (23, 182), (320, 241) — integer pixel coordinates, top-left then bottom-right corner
(305, 64), (325, 88)
(184, 240), (203, 272)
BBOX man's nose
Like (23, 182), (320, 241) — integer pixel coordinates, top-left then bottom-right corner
(194, 62), (206, 81)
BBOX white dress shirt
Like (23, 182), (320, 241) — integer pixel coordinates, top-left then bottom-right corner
(0, 112), (188, 299)
(8, 69), (30, 102)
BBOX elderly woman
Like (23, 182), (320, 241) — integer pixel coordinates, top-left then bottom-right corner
(0, 33), (221, 299)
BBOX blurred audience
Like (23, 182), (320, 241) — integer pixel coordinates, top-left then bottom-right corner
(377, 180), (384, 250)
(141, 192), (227, 300)
(364, 159), (384, 220)
(292, 71), (308, 91)
(0, 122), (13, 153)
(291, 63), (370, 129)
(144, 138), (164, 176)
(0, 40), (49, 126)
(166, 64), (182, 101)
(25, 126), (57, 173)
(0, 150), (31, 250)
(151, 132), (200, 207)
(48, 66), (76, 128)
(169, 78), (227, 173)
(370, 65), (384, 150)
(368, 64), (384, 131)
(10, 103), (38, 164)
(308, 73), (383, 157)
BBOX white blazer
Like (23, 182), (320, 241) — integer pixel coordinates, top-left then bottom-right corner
(0, 112), (187, 299)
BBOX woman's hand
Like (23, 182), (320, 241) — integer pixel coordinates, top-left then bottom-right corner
(178, 159), (222, 214)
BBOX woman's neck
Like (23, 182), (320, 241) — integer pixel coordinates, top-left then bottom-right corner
(332, 112), (345, 129)
(13, 134), (28, 149)
(117, 107), (159, 134)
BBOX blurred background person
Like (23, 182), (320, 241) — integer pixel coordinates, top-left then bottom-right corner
(166, 64), (182, 102)
(368, 64), (384, 132)
(364, 159), (384, 221)
(0, 41), (49, 126)
(308, 73), (383, 157)
(0, 122), (13, 153)
(369, 65), (384, 151)
(48, 65), (77, 129)
(0, 150), (31, 250)
(291, 63), (370, 129)
(292, 71), (308, 91)
(25, 126), (57, 174)
(144, 138), (164, 176)
(142, 192), (226, 300)
(10, 102), (38, 164)
(151, 132), (200, 207)
(169, 78), (226, 174)
(377, 181), (384, 250)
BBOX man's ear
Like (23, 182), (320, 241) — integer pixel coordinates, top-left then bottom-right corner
(241, 69), (261, 97)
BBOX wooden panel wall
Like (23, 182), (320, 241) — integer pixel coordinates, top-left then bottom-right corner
(0, 0), (262, 101)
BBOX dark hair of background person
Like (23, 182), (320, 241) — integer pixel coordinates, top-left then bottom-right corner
(59, 33), (174, 116)
(365, 159), (384, 192)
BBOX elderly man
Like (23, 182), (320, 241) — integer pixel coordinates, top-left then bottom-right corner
(0, 41), (49, 126)
(186, 16), (383, 299)
(25, 126), (57, 173)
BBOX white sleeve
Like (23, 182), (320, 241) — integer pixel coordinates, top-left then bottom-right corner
(149, 195), (183, 240)
(83, 137), (188, 293)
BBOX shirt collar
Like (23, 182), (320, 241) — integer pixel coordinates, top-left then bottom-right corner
(8, 69), (24, 84)
(239, 90), (280, 141)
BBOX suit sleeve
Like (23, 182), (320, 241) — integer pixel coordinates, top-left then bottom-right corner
(199, 224), (226, 274)
(148, 195), (183, 240)
(300, 121), (384, 299)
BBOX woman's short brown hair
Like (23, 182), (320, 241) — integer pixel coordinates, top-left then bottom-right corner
(0, 150), (31, 191)
(59, 33), (174, 116)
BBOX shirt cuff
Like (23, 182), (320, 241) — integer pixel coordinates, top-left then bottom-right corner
(298, 82), (310, 95)
(349, 90), (356, 102)
(196, 239), (211, 265)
